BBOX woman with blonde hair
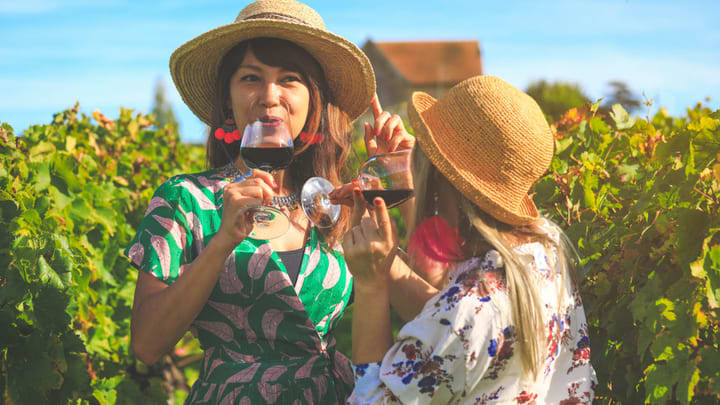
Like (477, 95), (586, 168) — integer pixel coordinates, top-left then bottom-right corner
(343, 75), (597, 404)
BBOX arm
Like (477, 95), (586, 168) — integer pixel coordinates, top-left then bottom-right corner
(342, 192), (396, 364)
(386, 254), (438, 322)
(131, 236), (236, 364)
(130, 170), (277, 364)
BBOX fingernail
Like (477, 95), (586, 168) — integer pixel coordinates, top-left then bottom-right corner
(374, 198), (382, 206)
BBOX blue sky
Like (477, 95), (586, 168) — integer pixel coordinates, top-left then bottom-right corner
(2, 0), (719, 144)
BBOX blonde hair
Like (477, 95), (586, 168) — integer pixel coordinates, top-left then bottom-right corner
(411, 146), (578, 380)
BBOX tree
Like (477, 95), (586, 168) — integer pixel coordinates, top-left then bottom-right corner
(525, 80), (591, 122)
(600, 80), (642, 114)
(151, 78), (179, 130)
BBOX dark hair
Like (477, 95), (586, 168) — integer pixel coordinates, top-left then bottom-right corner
(207, 37), (354, 245)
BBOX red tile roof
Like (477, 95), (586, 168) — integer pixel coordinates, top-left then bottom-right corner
(371, 41), (482, 85)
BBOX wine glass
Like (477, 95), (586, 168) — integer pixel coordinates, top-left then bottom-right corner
(301, 149), (414, 228)
(239, 119), (294, 240)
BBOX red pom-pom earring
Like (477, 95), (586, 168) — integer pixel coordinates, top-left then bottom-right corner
(214, 118), (240, 144)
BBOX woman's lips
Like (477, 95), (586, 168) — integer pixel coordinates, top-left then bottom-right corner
(259, 116), (283, 126)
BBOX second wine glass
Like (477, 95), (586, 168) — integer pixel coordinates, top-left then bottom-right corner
(300, 149), (414, 229)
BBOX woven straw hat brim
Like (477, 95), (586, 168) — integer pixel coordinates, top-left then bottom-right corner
(408, 91), (540, 226)
(170, 19), (375, 125)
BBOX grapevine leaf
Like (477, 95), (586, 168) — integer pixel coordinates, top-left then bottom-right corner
(0, 267), (27, 307)
(675, 208), (709, 267)
(33, 285), (70, 333)
(617, 163), (639, 182)
(31, 161), (51, 192)
(676, 366), (701, 405)
(705, 245), (720, 309)
(0, 189), (20, 221)
(38, 256), (64, 289)
(610, 104), (636, 130)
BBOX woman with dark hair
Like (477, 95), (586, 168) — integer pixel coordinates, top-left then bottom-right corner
(123, 1), (392, 403)
(343, 76), (597, 404)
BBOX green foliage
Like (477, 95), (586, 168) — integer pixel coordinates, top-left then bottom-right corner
(0, 104), (204, 404)
(539, 103), (720, 404)
(526, 80), (591, 122)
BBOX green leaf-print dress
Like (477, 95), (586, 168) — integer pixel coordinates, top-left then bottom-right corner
(124, 168), (355, 404)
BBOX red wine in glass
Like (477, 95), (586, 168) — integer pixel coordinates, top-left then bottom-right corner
(240, 145), (293, 172)
(361, 189), (414, 209)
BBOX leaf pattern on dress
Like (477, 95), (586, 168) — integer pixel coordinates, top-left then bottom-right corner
(224, 347), (256, 363)
(127, 242), (144, 266)
(194, 320), (233, 342)
(200, 384), (217, 403)
(322, 254), (341, 289)
(312, 375), (328, 399)
(144, 196), (172, 216)
(261, 365), (288, 383)
(219, 253), (244, 294)
(183, 209), (205, 251)
(208, 301), (246, 330)
(243, 306), (257, 343)
(261, 309), (285, 347)
(197, 175), (226, 196)
(226, 363), (261, 384)
(219, 387), (245, 405)
(207, 359), (224, 378)
(152, 214), (186, 250)
(176, 180), (217, 210)
(259, 382), (282, 403)
(248, 243), (273, 279)
(276, 294), (306, 312)
(150, 235), (171, 279)
(294, 355), (319, 379)
(294, 246), (320, 294)
(264, 270), (290, 295)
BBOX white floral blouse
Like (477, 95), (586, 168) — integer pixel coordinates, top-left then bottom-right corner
(349, 242), (597, 404)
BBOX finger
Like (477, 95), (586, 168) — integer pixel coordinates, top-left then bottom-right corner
(242, 179), (277, 203)
(372, 197), (393, 242)
(364, 122), (378, 156)
(383, 114), (403, 142)
(371, 93), (383, 119)
(250, 169), (279, 190)
(329, 183), (355, 206)
(349, 187), (366, 227)
(374, 111), (391, 137)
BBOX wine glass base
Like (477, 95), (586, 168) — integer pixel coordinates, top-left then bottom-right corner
(244, 206), (290, 240)
(301, 177), (340, 228)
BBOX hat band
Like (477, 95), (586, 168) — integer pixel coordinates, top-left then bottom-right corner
(243, 12), (309, 26)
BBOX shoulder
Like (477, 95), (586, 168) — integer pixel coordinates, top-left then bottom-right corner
(148, 169), (226, 211)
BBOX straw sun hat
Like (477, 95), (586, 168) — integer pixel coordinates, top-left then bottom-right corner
(407, 75), (554, 226)
(170, 0), (375, 125)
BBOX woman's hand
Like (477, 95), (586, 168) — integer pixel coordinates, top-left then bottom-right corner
(341, 187), (398, 290)
(216, 169), (278, 248)
(364, 94), (415, 156)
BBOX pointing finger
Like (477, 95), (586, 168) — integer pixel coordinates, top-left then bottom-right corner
(371, 93), (383, 119)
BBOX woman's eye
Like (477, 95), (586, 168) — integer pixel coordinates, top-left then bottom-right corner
(239, 74), (259, 82)
(282, 75), (303, 83)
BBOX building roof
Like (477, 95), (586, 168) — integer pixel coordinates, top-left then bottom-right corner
(368, 40), (482, 85)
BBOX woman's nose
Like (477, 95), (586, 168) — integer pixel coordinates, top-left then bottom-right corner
(259, 82), (280, 107)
